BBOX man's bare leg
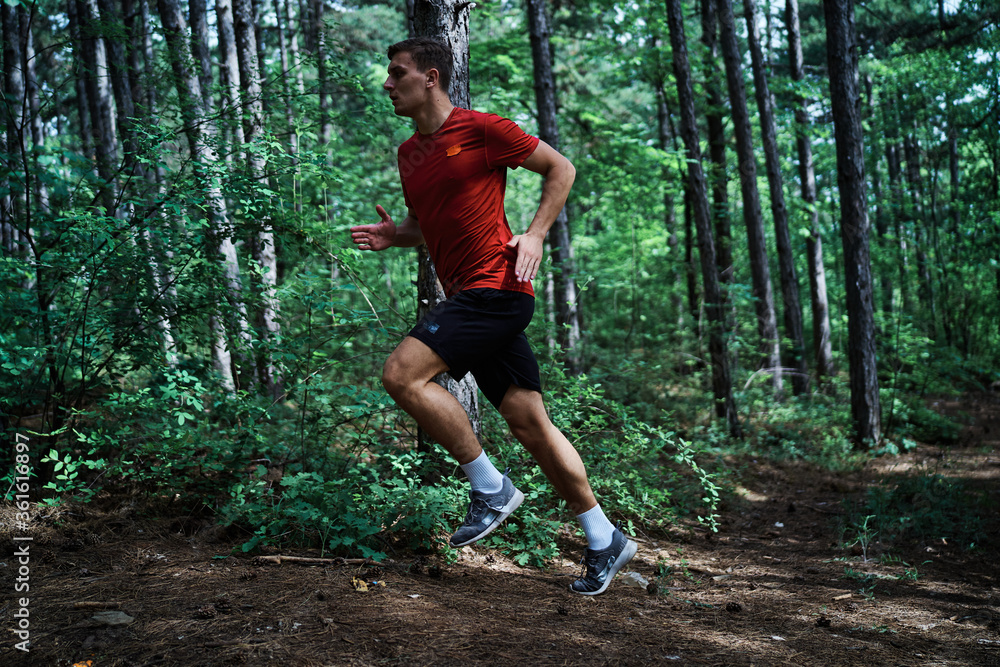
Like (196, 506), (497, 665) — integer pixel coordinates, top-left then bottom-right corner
(382, 336), (521, 547)
(500, 385), (636, 594)
(498, 385), (597, 515)
(381, 336), (482, 465)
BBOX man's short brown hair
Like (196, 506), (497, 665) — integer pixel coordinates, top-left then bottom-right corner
(387, 37), (453, 96)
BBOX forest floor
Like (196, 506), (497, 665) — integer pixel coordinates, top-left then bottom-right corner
(3, 392), (1000, 666)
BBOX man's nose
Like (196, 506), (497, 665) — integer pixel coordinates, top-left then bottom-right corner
(383, 78), (393, 91)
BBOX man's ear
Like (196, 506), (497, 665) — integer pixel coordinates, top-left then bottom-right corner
(425, 67), (440, 89)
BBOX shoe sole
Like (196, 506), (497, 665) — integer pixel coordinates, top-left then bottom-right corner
(449, 488), (525, 548)
(570, 538), (638, 596)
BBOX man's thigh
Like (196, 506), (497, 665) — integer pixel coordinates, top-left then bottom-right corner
(384, 336), (450, 385)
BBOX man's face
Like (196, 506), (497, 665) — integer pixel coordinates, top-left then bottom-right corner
(384, 52), (430, 118)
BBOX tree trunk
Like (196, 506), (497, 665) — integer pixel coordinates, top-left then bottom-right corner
(311, 0), (332, 150)
(158, 0), (251, 391)
(410, 0), (480, 442)
(746, 0), (808, 395)
(78, 0), (120, 215)
(885, 139), (912, 314)
(216, 0), (247, 148)
(189, 0), (215, 113)
(274, 0), (299, 156)
(525, 0), (581, 373)
(786, 0), (834, 385)
(665, 0), (741, 437)
(66, 0), (95, 175)
(22, 8), (49, 215)
(655, 80), (685, 330)
(699, 0), (733, 295)
(2, 3), (26, 228)
(904, 133), (938, 335)
(234, 0), (282, 398)
(823, 0), (881, 446)
(717, 0), (783, 395)
(683, 183), (699, 331)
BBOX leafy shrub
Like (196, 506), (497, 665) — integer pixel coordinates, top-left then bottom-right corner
(225, 450), (462, 560)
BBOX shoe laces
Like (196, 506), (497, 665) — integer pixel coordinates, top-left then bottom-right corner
(463, 495), (492, 525)
(577, 549), (607, 579)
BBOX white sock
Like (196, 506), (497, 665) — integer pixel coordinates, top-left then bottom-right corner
(460, 451), (504, 494)
(577, 504), (616, 551)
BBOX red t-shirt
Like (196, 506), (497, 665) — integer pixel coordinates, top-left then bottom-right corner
(398, 107), (540, 297)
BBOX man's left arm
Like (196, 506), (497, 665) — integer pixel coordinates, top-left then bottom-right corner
(507, 140), (576, 283)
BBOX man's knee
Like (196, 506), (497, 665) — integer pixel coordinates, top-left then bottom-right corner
(381, 355), (408, 402)
(501, 391), (550, 444)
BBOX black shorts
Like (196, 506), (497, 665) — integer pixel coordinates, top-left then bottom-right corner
(407, 288), (542, 409)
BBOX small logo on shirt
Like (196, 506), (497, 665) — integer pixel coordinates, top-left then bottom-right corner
(446, 144), (462, 157)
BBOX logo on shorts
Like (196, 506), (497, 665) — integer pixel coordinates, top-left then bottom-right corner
(425, 322), (440, 334)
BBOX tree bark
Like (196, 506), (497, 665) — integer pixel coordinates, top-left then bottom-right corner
(885, 138), (912, 314)
(233, 0), (282, 398)
(699, 0), (733, 294)
(903, 133), (938, 336)
(525, 0), (581, 373)
(410, 0), (480, 442)
(22, 8), (48, 215)
(665, 0), (741, 437)
(823, 0), (881, 446)
(786, 0), (834, 385)
(189, 0), (215, 113)
(66, 0), (95, 175)
(78, 0), (120, 214)
(746, 0), (808, 395)
(310, 0), (332, 150)
(158, 0), (251, 391)
(2, 3), (26, 227)
(654, 79), (685, 330)
(216, 0), (247, 149)
(717, 0), (783, 395)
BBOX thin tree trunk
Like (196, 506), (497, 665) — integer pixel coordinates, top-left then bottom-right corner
(823, 0), (881, 446)
(216, 0), (247, 149)
(22, 9), (49, 214)
(655, 80), (685, 330)
(311, 0), (332, 152)
(786, 0), (834, 385)
(665, 0), (741, 437)
(699, 0), (733, 294)
(190, 0), (214, 112)
(526, 0), (581, 373)
(158, 0), (251, 391)
(234, 0), (281, 398)
(746, 0), (808, 395)
(886, 139), (912, 314)
(683, 183), (699, 332)
(2, 3), (26, 228)
(285, 0), (306, 97)
(78, 0), (120, 214)
(717, 0), (782, 395)
(66, 0), (95, 175)
(904, 133), (938, 335)
(411, 0), (480, 442)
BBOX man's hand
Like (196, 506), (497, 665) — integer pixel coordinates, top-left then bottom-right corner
(351, 205), (397, 251)
(507, 233), (544, 282)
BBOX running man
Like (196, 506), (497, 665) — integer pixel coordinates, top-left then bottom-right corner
(350, 37), (636, 595)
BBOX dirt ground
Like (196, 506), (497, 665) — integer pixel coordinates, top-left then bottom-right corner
(2, 393), (999, 666)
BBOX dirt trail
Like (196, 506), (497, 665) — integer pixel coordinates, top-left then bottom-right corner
(3, 393), (999, 666)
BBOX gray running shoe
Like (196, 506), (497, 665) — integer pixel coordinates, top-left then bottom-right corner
(569, 527), (638, 595)
(449, 472), (524, 548)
